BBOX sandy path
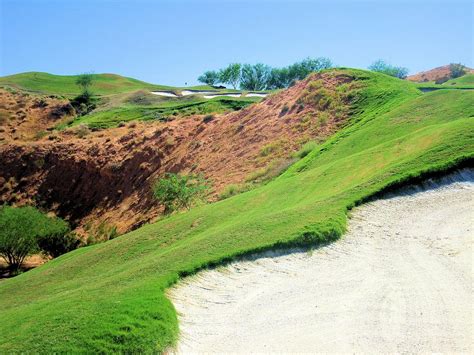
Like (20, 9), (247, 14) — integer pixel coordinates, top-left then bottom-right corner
(169, 170), (474, 353)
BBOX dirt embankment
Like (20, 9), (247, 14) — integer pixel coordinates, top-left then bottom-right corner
(0, 88), (74, 142)
(170, 170), (474, 353)
(0, 71), (359, 234)
(407, 64), (474, 82)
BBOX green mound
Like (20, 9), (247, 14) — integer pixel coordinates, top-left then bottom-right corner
(0, 69), (472, 353)
(443, 73), (474, 86)
(0, 71), (172, 96)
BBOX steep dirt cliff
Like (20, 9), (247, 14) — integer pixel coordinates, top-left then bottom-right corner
(0, 71), (359, 234)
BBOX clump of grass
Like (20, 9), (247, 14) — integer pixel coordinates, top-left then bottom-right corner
(259, 141), (283, 157)
(84, 221), (119, 245)
(246, 158), (296, 183)
(293, 141), (318, 159)
(219, 183), (251, 200)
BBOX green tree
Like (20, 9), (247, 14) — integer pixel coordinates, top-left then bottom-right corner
(368, 60), (408, 79)
(219, 63), (241, 89)
(198, 71), (220, 86)
(72, 73), (96, 115)
(0, 206), (71, 270)
(240, 63), (272, 90)
(75, 73), (94, 93)
(152, 173), (210, 214)
(268, 67), (292, 89)
(449, 63), (466, 79)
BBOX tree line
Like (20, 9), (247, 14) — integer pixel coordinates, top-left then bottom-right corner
(198, 57), (333, 90)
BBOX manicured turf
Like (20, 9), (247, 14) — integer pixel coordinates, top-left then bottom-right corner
(443, 73), (474, 86)
(68, 96), (260, 129)
(0, 69), (472, 353)
(0, 72), (226, 96)
(415, 73), (474, 90)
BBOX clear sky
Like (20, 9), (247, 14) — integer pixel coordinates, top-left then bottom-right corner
(1, 0), (472, 86)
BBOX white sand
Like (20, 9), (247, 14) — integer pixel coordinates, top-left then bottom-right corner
(246, 93), (268, 97)
(181, 90), (215, 96)
(203, 93), (242, 99)
(150, 91), (178, 97)
(151, 90), (267, 99)
(169, 170), (474, 353)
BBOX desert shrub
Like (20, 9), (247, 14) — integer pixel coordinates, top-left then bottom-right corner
(294, 141), (317, 159)
(152, 173), (210, 214)
(32, 98), (48, 108)
(449, 63), (466, 79)
(49, 103), (75, 119)
(85, 222), (119, 245)
(37, 226), (76, 258)
(75, 124), (90, 138)
(259, 141), (282, 157)
(70, 91), (96, 116)
(318, 112), (330, 125)
(0, 206), (71, 270)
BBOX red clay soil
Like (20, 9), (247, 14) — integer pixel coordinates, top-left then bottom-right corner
(407, 64), (474, 82)
(0, 71), (359, 235)
(0, 88), (74, 142)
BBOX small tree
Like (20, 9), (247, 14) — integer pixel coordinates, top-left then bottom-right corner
(368, 60), (408, 79)
(267, 67), (292, 89)
(72, 73), (96, 115)
(152, 173), (209, 214)
(0, 206), (71, 270)
(198, 71), (220, 86)
(240, 63), (272, 91)
(449, 63), (466, 79)
(75, 73), (94, 93)
(219, 63), (241, 89)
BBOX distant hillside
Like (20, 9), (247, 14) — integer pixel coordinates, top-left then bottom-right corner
(407, 65), (474, 83)
(0, 72), (174, 96)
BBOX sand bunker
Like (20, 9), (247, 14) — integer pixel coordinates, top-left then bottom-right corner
(151, 90), (267, 99)
(150, 91), (178, 97)
(169, 170), (473, 353)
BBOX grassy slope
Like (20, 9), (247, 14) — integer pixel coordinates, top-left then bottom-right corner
(0, 72), (176, 96)
(0, 72), (256, 96)
(443, 73), (474, 86)
(69, 96), (260, 129)
(415, 73), (474, 90)
(0, 69), (473, 353)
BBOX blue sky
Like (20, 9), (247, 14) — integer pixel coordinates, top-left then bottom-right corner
(1, 0), (472, 86)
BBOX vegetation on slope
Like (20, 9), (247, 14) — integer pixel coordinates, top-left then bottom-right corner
(442, 73), (474, 86)
(0, 72), (175, 96)
(0, 69), (472, 353)
(66, 95), (260, 129)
